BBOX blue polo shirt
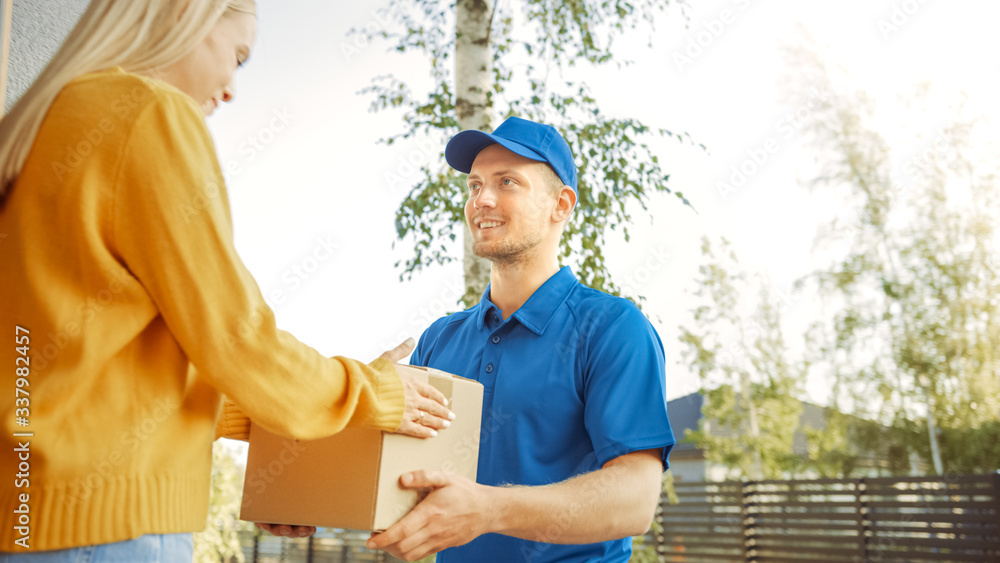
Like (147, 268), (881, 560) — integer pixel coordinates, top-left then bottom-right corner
(412, 266), (675, 562)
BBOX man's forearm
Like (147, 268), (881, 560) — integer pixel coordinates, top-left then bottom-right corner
(487, 449), (663, 544)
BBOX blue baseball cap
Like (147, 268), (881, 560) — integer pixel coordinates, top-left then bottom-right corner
(445, 116), (578, 191)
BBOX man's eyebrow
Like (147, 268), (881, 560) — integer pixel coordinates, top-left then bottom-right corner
(467, 169), (527, 182)
(477, 169), (525, 179)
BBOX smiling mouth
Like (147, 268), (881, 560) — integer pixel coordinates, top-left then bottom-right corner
(478, 221), (505, 229)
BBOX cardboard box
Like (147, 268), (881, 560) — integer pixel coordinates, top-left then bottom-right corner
(239, 365), (483, 531)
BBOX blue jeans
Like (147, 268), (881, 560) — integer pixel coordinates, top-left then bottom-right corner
(0, 533), (192, 562)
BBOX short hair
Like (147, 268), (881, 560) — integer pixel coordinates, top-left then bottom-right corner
(537, 162), (566, 195)
(534, 161), (574, 226)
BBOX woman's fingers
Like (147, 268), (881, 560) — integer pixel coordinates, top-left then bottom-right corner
(255, 523), (316, 538)
(379, 338), (415, 363)
(395, 368), (455, 438)
(416, 383), (453, 423)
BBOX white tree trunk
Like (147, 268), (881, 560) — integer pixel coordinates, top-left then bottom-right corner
(926, 398), (944, 474)
(740, 370), (764, 480)
(455, 0), (494, 307)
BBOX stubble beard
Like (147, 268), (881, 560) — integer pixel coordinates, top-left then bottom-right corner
(470, 196), (551, 267)
(473, 228), (545, 268)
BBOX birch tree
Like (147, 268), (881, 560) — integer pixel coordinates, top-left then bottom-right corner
(678, 236), (805, 480)
(787, 43), (1000, 475)
(360, 0), (695, 305)
(192, 442), (252, 563)
(453, 0), (494, 298)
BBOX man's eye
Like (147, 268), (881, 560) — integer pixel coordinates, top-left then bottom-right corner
(502, 179), (512, 185)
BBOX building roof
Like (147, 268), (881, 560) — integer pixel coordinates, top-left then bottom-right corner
(667, 392), (704, 452)
(667, 391), (832, 455)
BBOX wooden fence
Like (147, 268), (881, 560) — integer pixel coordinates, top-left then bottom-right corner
(653, 472), (1000, 562)
(230, 473), (999, 562)
(236, 529), (403, 563)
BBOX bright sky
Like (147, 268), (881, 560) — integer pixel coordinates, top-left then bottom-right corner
(207, 0), (1000, 405)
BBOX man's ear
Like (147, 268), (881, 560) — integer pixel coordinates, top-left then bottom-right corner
(551, 186), (577, 223)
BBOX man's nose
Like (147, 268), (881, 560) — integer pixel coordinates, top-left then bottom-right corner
(473, 185), (496, 209)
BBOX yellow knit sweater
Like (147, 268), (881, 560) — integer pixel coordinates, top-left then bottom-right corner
(0, 68), (405, 551)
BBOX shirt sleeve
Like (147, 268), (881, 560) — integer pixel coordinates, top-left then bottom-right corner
(411, 325), (434, 367)
(112, 89), (404, 440)
(582, 301), (675, 469)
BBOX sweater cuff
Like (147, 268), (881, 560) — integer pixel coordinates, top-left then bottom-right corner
(215, 396), (251, 441)
(357, 357), (406, 432)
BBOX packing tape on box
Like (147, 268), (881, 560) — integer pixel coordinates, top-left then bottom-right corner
(406, 366), (454, 402)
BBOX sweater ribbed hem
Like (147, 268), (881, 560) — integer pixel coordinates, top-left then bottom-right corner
(363, 357), (406, 431)
(216, 398), (251, 441)
(0, 473), (208, 552)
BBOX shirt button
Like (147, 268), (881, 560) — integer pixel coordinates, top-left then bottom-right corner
(492, 335), (501, 344)
(485, 363), (494, 373)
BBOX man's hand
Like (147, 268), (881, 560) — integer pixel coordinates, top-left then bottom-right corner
(366, 470), (494, 561)
(255, 523), (315, 538)
(377, 339), (455, 439)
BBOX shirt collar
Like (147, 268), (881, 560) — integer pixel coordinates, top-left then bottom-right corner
(474, 266), (577, 335)
(474, 288), (498, 332)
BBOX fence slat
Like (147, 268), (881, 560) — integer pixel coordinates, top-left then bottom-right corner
(870, 512), (1000, 525)
(658, 551), (744, 562)
(655, 473), (1000, 563)
(869, 550), (1000, 562)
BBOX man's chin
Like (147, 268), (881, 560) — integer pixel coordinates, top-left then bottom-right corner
(473, 244), (526, 265)
(471, 246), (494, 260)
(472, 243), (503, 262)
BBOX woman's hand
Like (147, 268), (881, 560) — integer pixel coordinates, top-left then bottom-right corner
(378, 339), (455, 439)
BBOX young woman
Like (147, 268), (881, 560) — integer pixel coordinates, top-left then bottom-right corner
(0, 1), (450, 560)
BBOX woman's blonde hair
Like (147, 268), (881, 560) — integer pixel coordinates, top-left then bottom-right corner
(0, 0), (256, 202)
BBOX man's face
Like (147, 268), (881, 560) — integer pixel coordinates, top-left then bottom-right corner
(464, 144), (559, 265)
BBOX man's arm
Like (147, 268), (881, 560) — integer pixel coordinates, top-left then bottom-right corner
(367, 448), (664, 562)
